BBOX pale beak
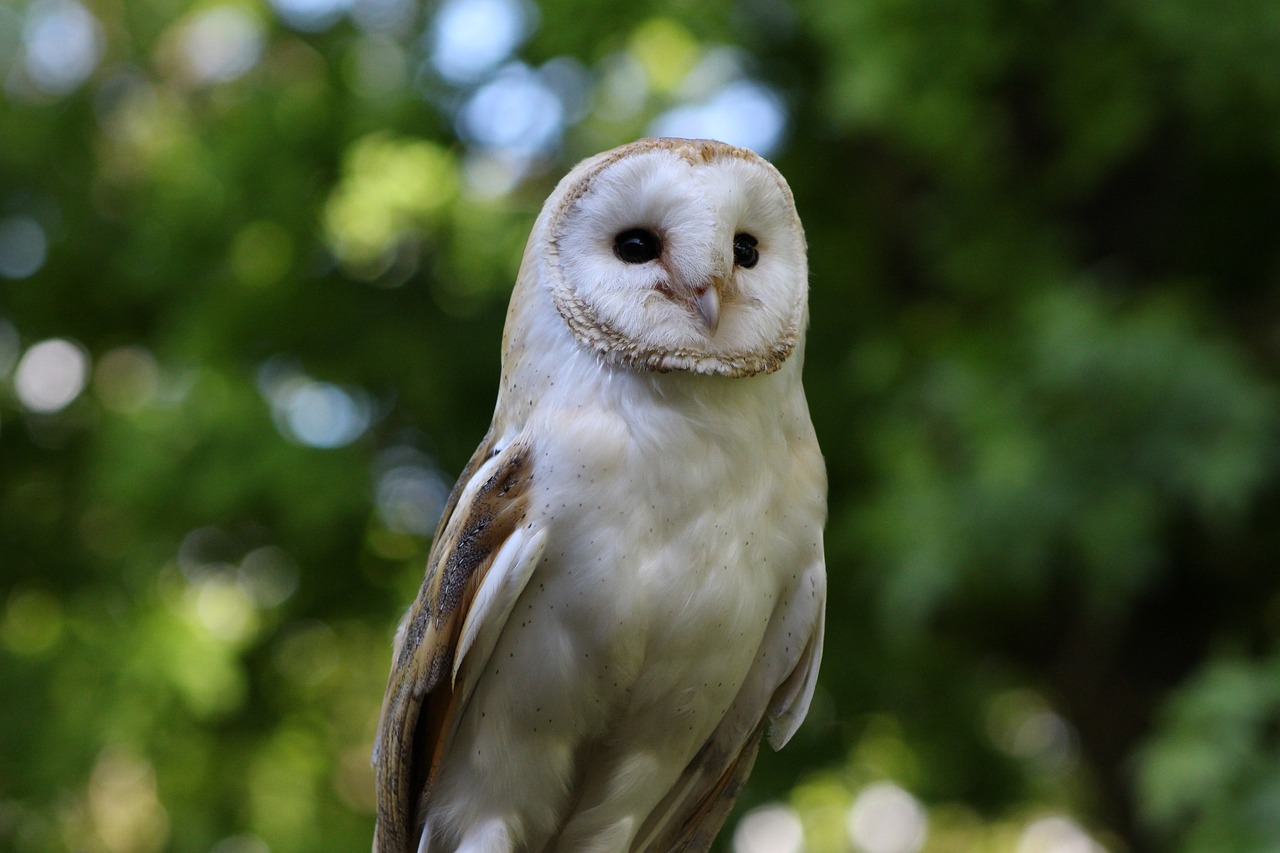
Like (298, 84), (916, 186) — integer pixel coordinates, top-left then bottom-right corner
(693, 283), (722, 336)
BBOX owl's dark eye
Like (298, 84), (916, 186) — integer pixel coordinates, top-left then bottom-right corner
(614, 229), (662, 264)
(733, 233), (759, 268)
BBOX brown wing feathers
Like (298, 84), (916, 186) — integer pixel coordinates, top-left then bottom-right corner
(374, 436), (535, 853)
(635, 723), (766, 853)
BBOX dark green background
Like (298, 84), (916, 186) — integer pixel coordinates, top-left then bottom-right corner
(2, 0), (1279, 850)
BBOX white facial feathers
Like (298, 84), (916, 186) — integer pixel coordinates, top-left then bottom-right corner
(541, 139), (808, 377)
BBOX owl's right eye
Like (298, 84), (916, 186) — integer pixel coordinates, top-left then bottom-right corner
(614, 229), (662, 264)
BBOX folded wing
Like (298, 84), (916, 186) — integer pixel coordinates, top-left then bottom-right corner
(634, 560), (826, 853)
(372, 432), (544, 853)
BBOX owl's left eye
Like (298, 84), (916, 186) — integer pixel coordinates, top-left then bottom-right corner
(733, 233), (759, 269)
(614, 229), (662, 264)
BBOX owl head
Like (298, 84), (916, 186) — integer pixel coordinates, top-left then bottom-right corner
(531, 138), (809, 379)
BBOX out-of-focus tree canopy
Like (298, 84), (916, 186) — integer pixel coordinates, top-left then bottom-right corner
(1, 0), (1278, 851)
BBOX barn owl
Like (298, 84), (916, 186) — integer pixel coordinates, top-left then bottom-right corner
(373, 138), (827, 853)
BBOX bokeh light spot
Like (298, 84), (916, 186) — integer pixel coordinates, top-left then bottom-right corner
(283, 381), (370, 448)
(846, 782), (928, 853)
(87, 748), (170, 853)
(629, 18), (699, 94)
(457, 62), (563, 156)
(259, 359), (374, 448)
(14, 337), (89, 413)
(180, 6), (266, 85)
(428, 0), (534, 84)
(0, 215), (48, 279)
(238, 546), (300, 609)
(191, 574), (260, 646)
(375, 448), (450, 535)
(1017, 816), (1107, 853)
(987, 689), (1080, 773)
(650, 80), (788, 158)
(539, 56), (591, 124)
(734, 803), (804, 853)
(19, 0), (103, 95)
(323, 134), (458, 268)
(1012, 711), (1076, 769)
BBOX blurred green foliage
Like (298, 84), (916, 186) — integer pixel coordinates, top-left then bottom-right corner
(1, 0), (1278, 851)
